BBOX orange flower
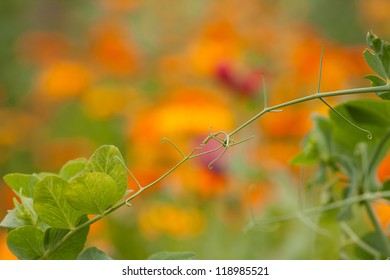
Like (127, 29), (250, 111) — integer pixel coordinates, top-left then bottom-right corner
(81, 86), (132, 119)
(378, 152), (390, 183)
(358, 0), (390, 36)
(0, 109), (39, 164)
(16, 31), (72, 65)
(88, 20), (139, 76)
(259, 107), (313, 139)
(37, 60), (92, 100)
(373, 200), (390, 234)
(138, 203), (205, 240)
(187, 20), (242, 76)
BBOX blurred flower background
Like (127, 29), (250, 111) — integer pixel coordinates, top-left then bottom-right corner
(1, 0), (390, 259)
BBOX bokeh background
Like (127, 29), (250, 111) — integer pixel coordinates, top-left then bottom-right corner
(1, 0), (390, 259)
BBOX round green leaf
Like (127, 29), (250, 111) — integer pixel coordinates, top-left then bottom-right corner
(3, 173), (39, 198)
(6, 226), (45, 260)
(44, 216), (90, 260)
(59, 158), (88, 181)
(66, 172), (121, 214)
(77, 247), (112, 260)
(87, 145), (127, 196)
(34, 176), (83, 229)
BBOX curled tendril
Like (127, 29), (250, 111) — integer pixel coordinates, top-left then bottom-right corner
(316, 46), (372, 140)
(195, 130), (254, 169)
(114, 156), (143, 190)
(161, 137), (186, 158)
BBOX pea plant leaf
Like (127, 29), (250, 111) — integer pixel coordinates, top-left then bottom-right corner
(77, 247), (112, 260)
(43, 216), (89, 260)
(6, 226), (45, 260)
(0, 196), (43, 229)
(59, 158), (88, 181)
(364, 32), (390, 100)
(87, 145), (128, 197)
(3, 173), (40, 198)
(34, 176), (83, 229)
(66, 172), (120, 214)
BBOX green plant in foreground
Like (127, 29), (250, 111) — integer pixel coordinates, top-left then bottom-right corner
(1, 32), (390, 260)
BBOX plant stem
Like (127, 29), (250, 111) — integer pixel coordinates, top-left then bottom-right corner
(229, 84), (390, 137)
(363, 200), (390, 257)
(42, 84), (390, 259)
(250, 191), (390, 226)
(367, 129), (390, 176)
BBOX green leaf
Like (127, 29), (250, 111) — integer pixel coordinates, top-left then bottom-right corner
(147, 251), (198, 260)
(354, 231), (389, 259)
(313, 209), (340, 259)
(364, 32), (390, 100)
(291, 115), (333, 167)
(330, 99), (390, 155)
(59, 158), (88, 181)
(44, 216), (89, 260)
(6, 226), (45, 259)
(3, 173), (39, 198)
(363, 49), (387, 79)
(364, 75), (390, 100)
(34, 176), (83, 229)
(77, 247), (112, 260)
(66, 172), (120, 214)
(88, 145), (127, 196)
(0, 196), (42, 229)
(35, 172), (58, 179)
(290, 141), (319, 166)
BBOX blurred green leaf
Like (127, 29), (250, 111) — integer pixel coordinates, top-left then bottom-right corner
(363, 49), (387, 79)
(313, 210), (340, 259)
(147, 251), (198, 260)
(87, 145), (128, 196)
(34, 176), (83, 229)
(77, 247), (112, 260)
(0, 196), (41, 229)
(330, 99), (390, 157)
(3, 173), (39, 198)
(66, 172), (120, 214)
(363, 49), (387, 80)
(59, 158), (88, 181)
(44, 216), (89, 260)
(6, 226), (45, 260)
(354, 231), (389, 259)
(364, 32), (390, 100)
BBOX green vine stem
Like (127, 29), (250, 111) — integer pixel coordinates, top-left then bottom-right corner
(249, 191), (390, 226)
(40, 84), (390, 259)
(229, 84), (390, 137)
(363, 201), (390, 256)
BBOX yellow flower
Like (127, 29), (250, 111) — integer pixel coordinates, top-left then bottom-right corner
(138, 203), (205, 240)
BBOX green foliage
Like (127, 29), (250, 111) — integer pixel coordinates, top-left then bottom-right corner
(364, 32), (390, 100)
(66, 172), (121, 214)
(59, 158), (88, 181)
(34, 176), (83, 229)
(77, 247), (112, 260)
(6, 226), (45, 260)
(147, 251), (198, 260)
(87, 145), (128, 194)
(1, 144), (126, 259)
(3, 173), (39, 198)
(2, 33), (390, 260)
(43, 217), (89, 260)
